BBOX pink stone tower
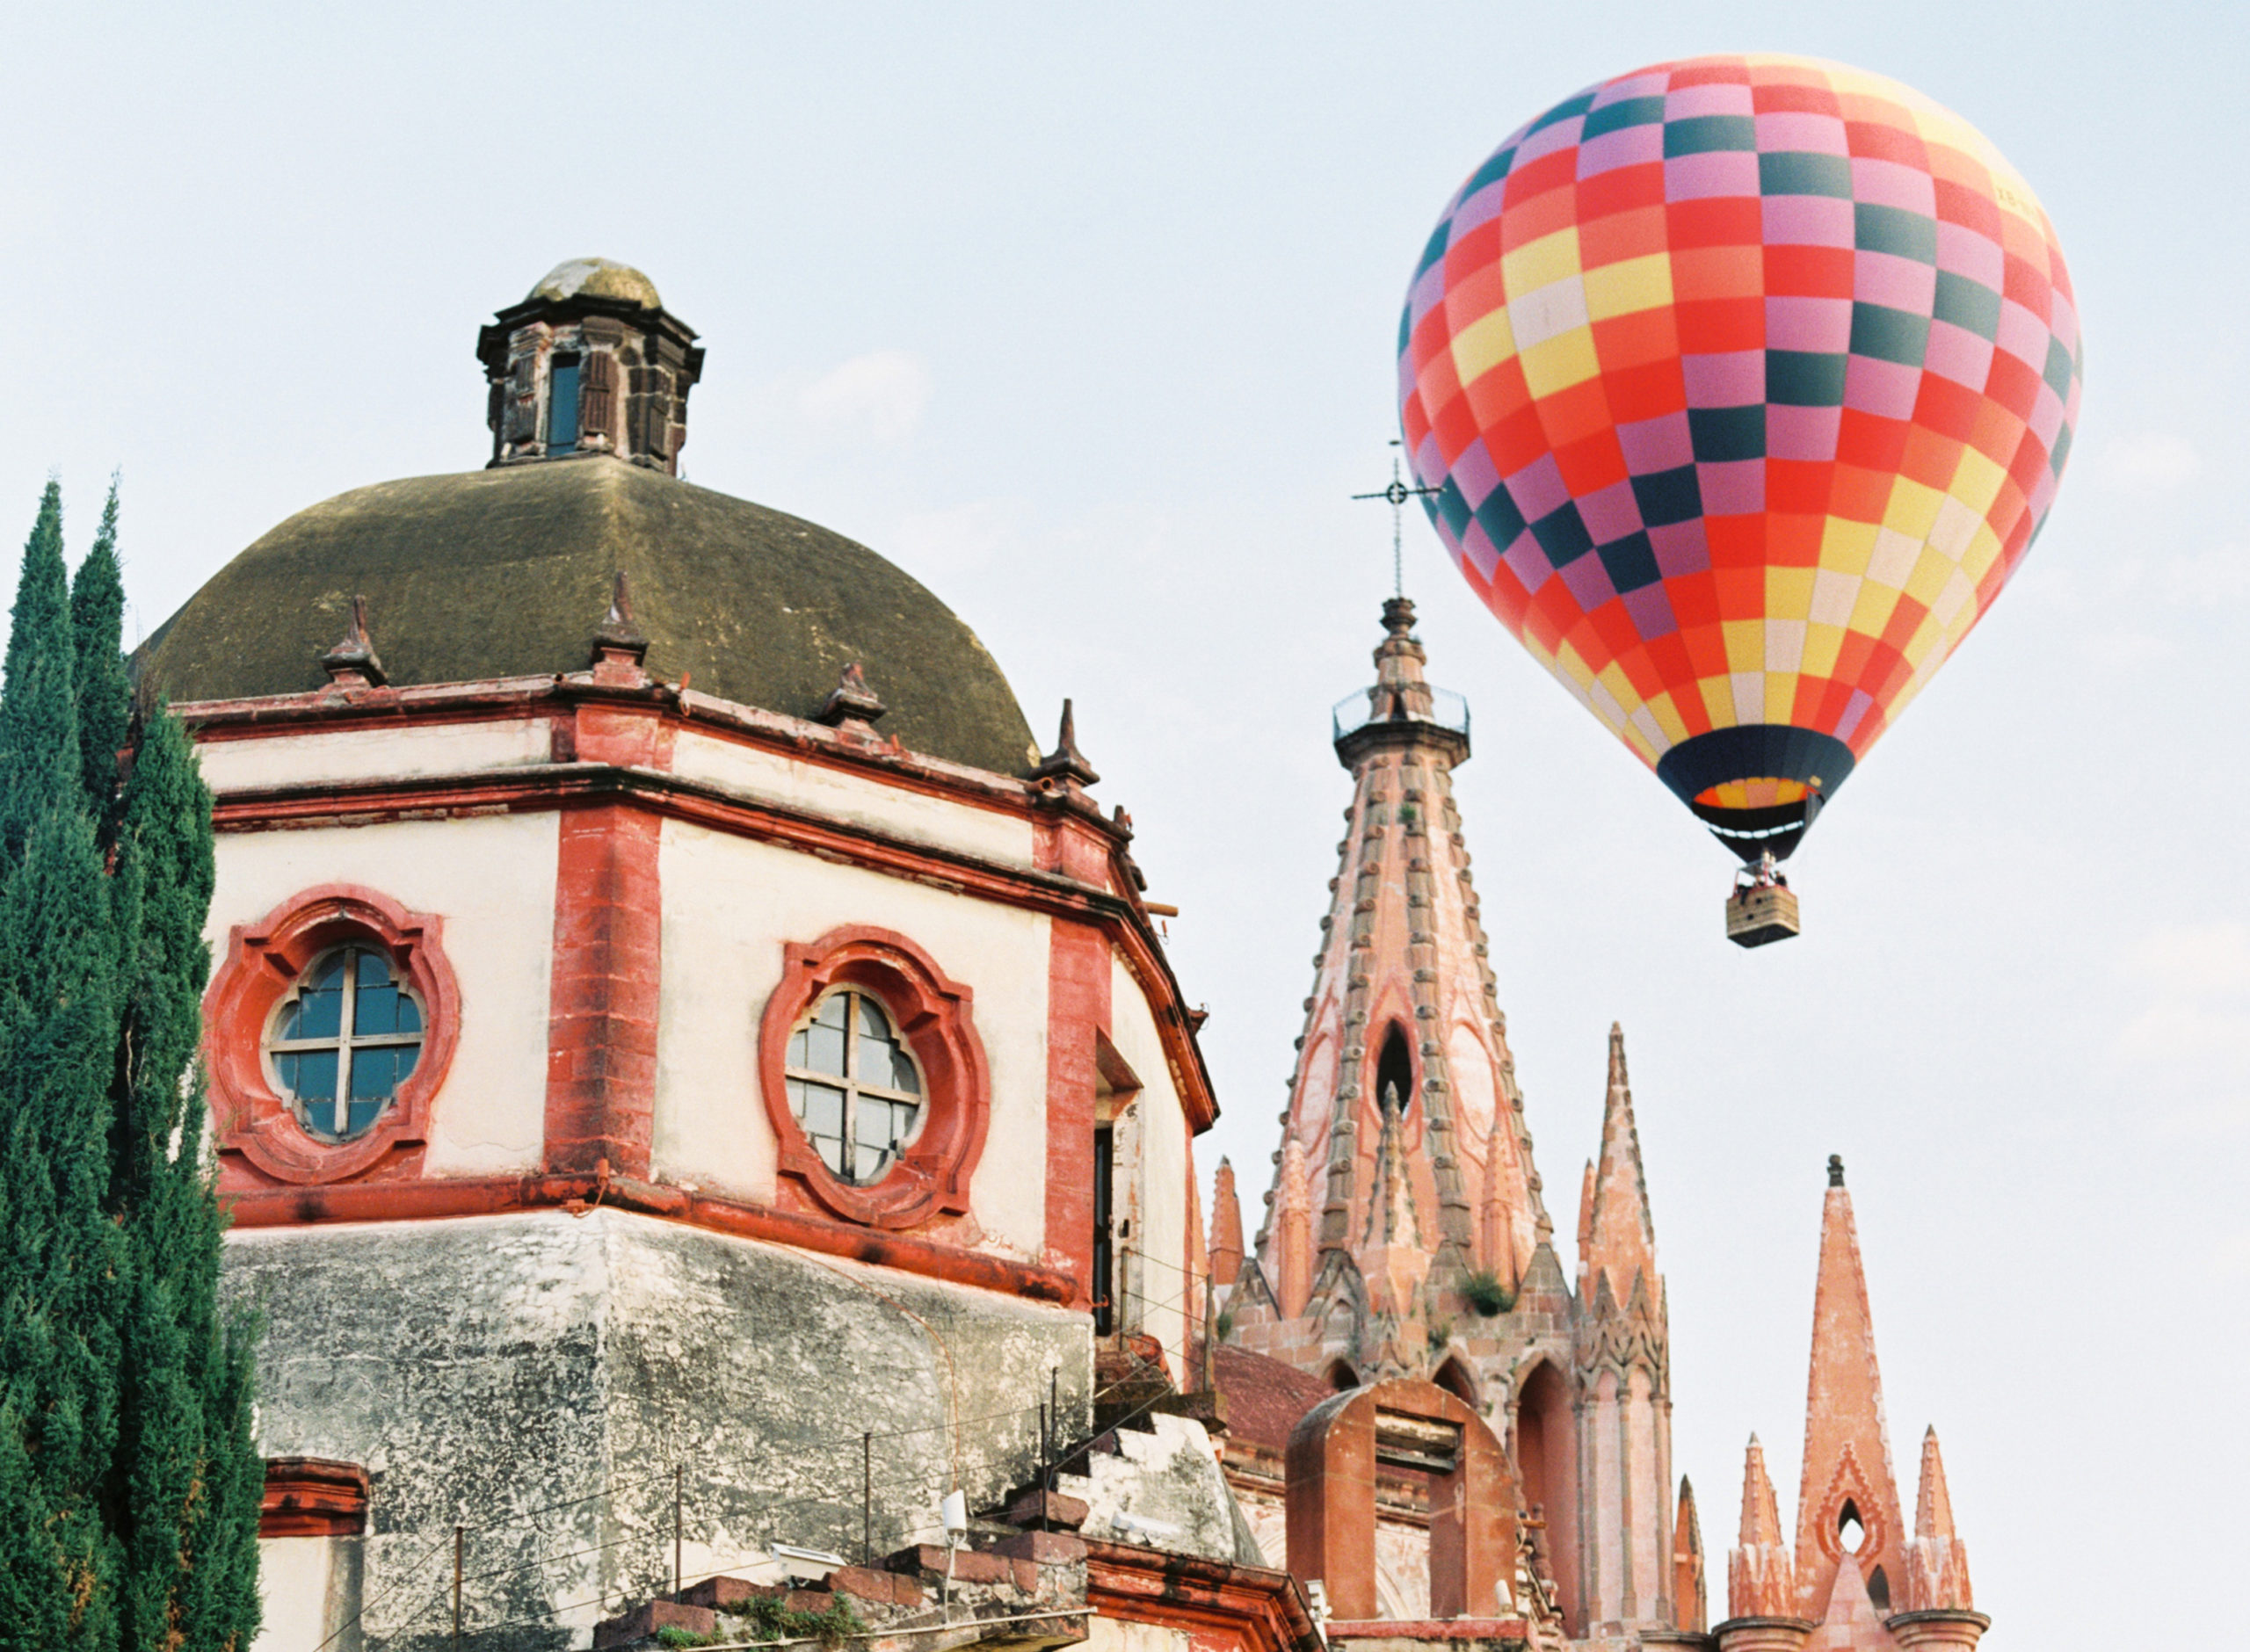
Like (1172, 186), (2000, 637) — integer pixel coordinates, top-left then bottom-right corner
(1717, 1160), (1987, 1652)
(1221, 598), (1688, 1641)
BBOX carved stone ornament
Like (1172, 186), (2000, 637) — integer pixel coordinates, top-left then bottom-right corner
(207, 885), (461, 1185)
(757, 925), (991, 1231)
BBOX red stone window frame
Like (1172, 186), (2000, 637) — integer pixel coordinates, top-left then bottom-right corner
(208, 886), (461, 1185)
(758, 926), (990, 1231)
(261, 1457), (370, 1538)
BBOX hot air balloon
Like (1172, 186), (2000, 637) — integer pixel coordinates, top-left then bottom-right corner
(1397, 55), (2080, 945)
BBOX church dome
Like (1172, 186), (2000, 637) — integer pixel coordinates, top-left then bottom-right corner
(140, 456), (1041, 777)
(527, 257), (663, 308)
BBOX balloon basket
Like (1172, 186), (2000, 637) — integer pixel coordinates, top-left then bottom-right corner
(1726, 880), (1800, 948)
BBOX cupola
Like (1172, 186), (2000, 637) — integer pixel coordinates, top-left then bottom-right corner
(476, 257), (706, 473)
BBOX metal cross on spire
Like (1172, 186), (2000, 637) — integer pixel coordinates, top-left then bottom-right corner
(1352, 439), (1441, 599)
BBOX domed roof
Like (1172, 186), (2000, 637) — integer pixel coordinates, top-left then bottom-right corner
(527, 257), (663, 308)
(140, 457), (1040, 777)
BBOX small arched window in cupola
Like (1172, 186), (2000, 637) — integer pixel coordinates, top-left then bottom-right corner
(547, 352), (583, 453)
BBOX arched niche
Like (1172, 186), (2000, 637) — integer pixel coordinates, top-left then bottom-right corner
(1284, 1378), (1519, 1622)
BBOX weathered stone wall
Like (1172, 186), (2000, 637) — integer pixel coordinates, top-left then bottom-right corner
(227, 1209), (1090, 1651)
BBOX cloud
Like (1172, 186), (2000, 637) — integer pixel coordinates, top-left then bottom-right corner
(800, 351), (932, 446)
(2159, 543), (2250, 604)
(2112, 921), (2250, 1132)
(2098, 431), (2203, 494)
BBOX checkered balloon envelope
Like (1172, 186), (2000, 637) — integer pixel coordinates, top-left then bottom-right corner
(1399, 54), (2079, 865)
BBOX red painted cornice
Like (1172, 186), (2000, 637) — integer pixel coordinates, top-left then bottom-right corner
(222, 1171), (1078, 1304)
(1084, 1539), (1324, 1652)
(198, 741), (1217, 1132)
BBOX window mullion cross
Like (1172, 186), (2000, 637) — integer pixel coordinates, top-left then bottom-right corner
(839, 991), (860, 1171)
(334, 953), (359, 1139)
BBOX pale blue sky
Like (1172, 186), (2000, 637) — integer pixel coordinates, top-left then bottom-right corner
(4, 5), (2243, 1644)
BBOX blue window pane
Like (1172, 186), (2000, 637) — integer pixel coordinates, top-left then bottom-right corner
(801, 1011), (846, 1076)
(281, 1048), (338, 1105)
(856, 1094), (895, 1155)
(345, 1098), (384, 1136)
(548, 359), (581, 450)
(788, 1078), (845, 1139)
(354, 950), (389, 989)
(396, 1042), (419, 1080)
(351, 1047), (401, 1102)
(396, 996), (422, 1035)
(284, 958), (345, 1040)
(356, 980), (403, 1036)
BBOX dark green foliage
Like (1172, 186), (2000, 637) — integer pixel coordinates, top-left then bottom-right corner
(0, 484), (124, 1650)
(70, 482), (131, 839)
(720, 1591), (866, 1648)
(1461, 1270), (1514, 1318)
(111, 708), (260, 1652)
(0, 484), (84, 868)
(0, 482), (259, 1652)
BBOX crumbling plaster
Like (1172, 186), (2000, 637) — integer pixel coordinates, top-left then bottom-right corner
(226, 1209), (1090, 1652)
(196, 717), (556, 792)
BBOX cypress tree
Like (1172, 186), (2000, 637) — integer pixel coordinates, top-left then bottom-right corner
(70, 482), (131, 838)
(0, 482), (260, 1652)
(0, 484), (83, 866)
(0, 482), (124, 1652)
(111, 707), (261, 1652)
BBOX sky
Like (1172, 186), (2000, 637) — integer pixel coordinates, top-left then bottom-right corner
(3, 4), (2244, 1644)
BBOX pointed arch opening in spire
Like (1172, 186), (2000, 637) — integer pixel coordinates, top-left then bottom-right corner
(1433, 1355), (1477, 1408)
(1375, 1023), (1415, 1115)
(1513, 1358), (1582, 1629)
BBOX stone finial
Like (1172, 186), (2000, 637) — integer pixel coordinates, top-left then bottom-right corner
(817, 663), (886, 728)
(592, 570), (649, 656)
(320, 595), (386, 688)
(589, 570), (650, 685)
(1828, 1153), (1846, 1187)
(1675, 1475), (1709, 1634)
(1272, 1137), (1313, 1320)
(1208, 1159), (1245, 1287)
(1034, 699), (1100, 788)
(1721, 1435), (1804, 1641)
(1581, 1022), (1659, 1317)
(1899, 1427), (1975, 1616)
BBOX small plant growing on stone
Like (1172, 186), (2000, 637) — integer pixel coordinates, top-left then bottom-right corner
(1214, 1309), (1234, 1344)
(1462, 1270), (1514, 1317)
(657, 1627), (720, 1649)
(723, 1591), (867, 1648)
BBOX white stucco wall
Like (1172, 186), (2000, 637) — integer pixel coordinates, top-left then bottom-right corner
(1107, 956), (1191, 1373)
(654, 821), (1052, 1256)
(671, 728), (1037, 868)
(1086, 1612), (1193, 1652)
(250, 1536), (359, 1652)
(208, 811), (560, 1176)
(197, 718), (552, 792)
